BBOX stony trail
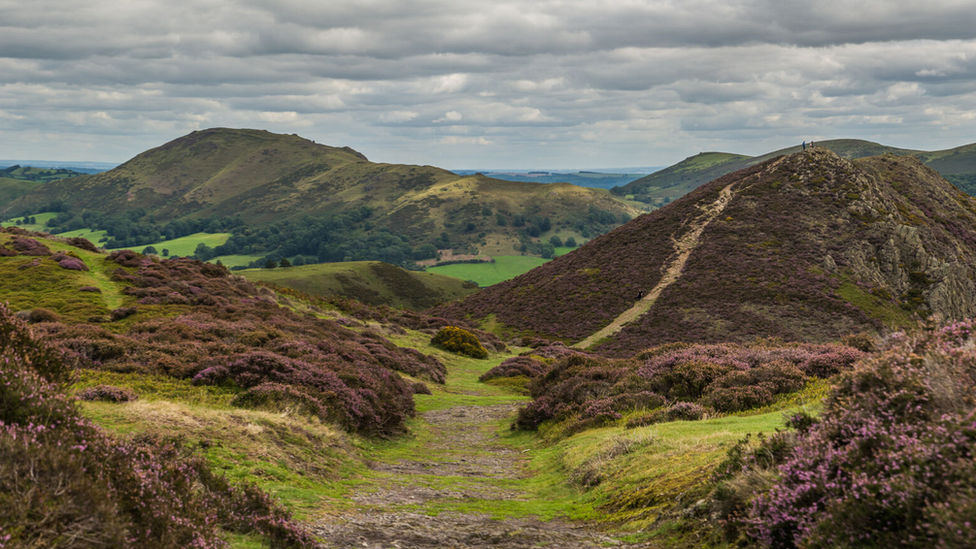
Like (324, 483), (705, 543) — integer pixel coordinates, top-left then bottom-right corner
(575, 180), (739, 350)
(313, 402), (642, 548)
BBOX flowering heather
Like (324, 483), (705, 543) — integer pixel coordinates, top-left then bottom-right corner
(480, 356), (549, 382)
(51, 251), (89, 271)
(435, 152), (976, 355)
(9, 236), (51, 256)
(0, 302), (319, 548)
(746, 320), (976, 548)
(515, 341), (862, 434)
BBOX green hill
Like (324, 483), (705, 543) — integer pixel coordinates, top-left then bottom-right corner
(240, 261), (479, 310)
(623, 138), (976, 203)
(7, 128), (641, 260)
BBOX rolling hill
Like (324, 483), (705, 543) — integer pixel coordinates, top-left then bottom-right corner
(435, 148), (976, 355)
(623, 139), (976, 203)
(6, 128), (641, 258)
(240, 261), (479, 310)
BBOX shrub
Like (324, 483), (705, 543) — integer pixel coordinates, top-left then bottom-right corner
(749, 320), (976, 548)
(412, 381), (432, 395)
(77, 384), (138, 403)
(479, 356), (548, 382)
(78, 285), (101, 293)
(25, 308), (60, 324)
(230, 382), (328, 420)
(0, 302), (317, 548)
(110, 306), (138, 321)
(431, 326), (488, 359)
(10, 237), (51, 256)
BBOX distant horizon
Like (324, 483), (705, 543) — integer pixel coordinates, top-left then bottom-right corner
(4, 133), (974, 175)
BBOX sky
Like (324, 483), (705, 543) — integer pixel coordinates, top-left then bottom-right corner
(1, 0), (975, 169)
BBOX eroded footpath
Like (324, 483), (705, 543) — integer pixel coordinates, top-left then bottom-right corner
(313, 351), (644, 548)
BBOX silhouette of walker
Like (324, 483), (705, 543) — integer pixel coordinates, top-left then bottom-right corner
(637, 290), (644, 300)
(802, 141), (806, 151)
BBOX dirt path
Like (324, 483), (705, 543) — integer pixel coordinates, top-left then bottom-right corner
(575, 182), (739, 350)
(313, 403), (637, 548)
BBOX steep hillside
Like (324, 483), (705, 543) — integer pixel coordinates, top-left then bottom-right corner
(7, 128), (640, 258)
(623, 139), (976, 202)
(240, 261), (479, 310)
(436, 149), (976, 355)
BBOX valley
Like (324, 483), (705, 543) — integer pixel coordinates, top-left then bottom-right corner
(4, 142), (976, 549)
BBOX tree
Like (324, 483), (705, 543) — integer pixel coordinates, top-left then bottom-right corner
(264, 260), (278, 269)
(161, 248), (169, 257)
(481, 205), (492, 216)
(193, 243), (215, 261)
(292, 256), (307, 266)
(495, 213), (507, 226)
(142, 245), (158, 255)
(565, 237), (578, 248)
(549, 235), (563, 247)
(279, 257), (291, 268)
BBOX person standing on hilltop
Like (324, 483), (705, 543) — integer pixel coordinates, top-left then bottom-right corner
(802, 141), (806, 150)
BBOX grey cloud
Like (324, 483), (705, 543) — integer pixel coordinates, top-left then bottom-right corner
(1, 0), (976, 167)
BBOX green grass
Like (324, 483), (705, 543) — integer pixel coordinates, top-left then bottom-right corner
(835, 280), (914, 328)
(0, 232), (133, 318)
(426, 255), (551, 286)
(242, 261), (478, 310)
(111, 232), (231, 257)
(1, 211), (60, 231)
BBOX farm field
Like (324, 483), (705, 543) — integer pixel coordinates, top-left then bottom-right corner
(426, 247), (578, 287)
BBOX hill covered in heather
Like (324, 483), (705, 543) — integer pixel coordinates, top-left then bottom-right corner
(436, 149), (976, 355)
(6, 128), (640, 260)
(623, 139), (976, 204)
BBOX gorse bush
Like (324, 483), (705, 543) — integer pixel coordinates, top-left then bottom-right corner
(0, 302), (318, 548)
(743, 321), (976, 548)
(431, 326), (488, 359)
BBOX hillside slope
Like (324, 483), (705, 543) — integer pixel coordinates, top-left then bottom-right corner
(436, 149), (976, 355)
(623, 139), (976, 202)
(240, 261), (479, 310)
(7, 128), (640, 257)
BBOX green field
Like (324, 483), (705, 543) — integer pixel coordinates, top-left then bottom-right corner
(120, 232), (232, 257)
(242, 261), (478, 310)
(426, 247), (578, 286)
(1, 211), (60, 231)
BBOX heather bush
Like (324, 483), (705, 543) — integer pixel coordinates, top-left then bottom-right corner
(479, 356), (548, 382)
(64, 236), (100, 252)
(52, 251), (89, 271)
(25, 308), (60, 324)
(10, 236), (51, 256)
(230, 382), (329, 420)
(78, 285), (101, 293)
(0, 302), (318, 548)
(431, 326), (488, 359)
(193, 350), (414, 435)
(110, 306), (138, 321)
(747, 320), (976, 548)
(77, 384), (138, 403)
(412, 381), (432, 395)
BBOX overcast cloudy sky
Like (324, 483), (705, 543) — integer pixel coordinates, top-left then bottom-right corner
(2, 0), (975, 169)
